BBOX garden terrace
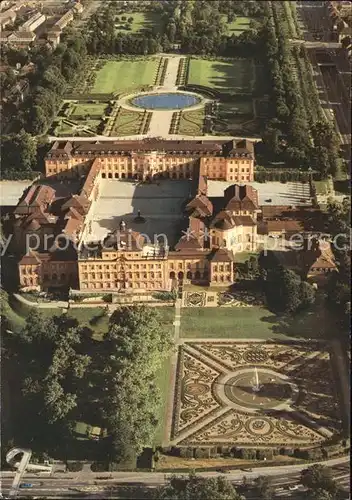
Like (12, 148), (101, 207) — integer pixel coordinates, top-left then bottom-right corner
(91, 58), (160, 94)
(187, 58), (255, 95)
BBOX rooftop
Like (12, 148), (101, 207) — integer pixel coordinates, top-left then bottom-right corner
(207, 181), (312, 207)
(46, 139), (254, 158)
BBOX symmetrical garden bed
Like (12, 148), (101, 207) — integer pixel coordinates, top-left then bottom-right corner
(170, 341), (342, 449)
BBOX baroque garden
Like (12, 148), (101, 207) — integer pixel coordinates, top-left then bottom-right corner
(1, 0), (350, 477)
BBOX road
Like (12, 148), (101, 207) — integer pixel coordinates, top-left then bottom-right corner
(47, 134), (261, 142)
(1, 457), (350, 498)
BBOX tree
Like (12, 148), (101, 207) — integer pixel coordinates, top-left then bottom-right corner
(167, 22), (177, 43)
(103, 306), (172, 462)
(299, 281), (316, 309)
(31, 105), (48, 135)
(66, 461), (83, 472)
(252, 476), (274, 499)
(265, 266), (302, 313)
(153, 473), (244, 500)
(0, 130), (37, 179)
(260, 258), (315, 314)
(300, 465), (338, 496)
(306, 489), (335, 500)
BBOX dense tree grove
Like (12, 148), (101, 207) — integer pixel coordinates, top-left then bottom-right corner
(259, 253), (316, 315)
(154, 473), (244, 500)
(325, 199), (351, 336)
(101, 306), (172, 463)
(0, 131), (38, 180)
(85, 0), (265, 58)
(300, 465), (340, 499)
(260, 1), (342, 176)
(2, 305), (172, 463)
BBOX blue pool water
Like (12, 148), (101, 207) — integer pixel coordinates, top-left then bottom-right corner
(131, 93), (200, 110)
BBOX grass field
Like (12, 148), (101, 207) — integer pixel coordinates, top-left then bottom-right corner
(92, 59), (159, 94)
(179, 301), (338, 340)
(111, 108), (144, 135)
(70, 103), (108, 117)
(114, 11), (162, 34)
(313, 179), (334, 196)
(178, 109), (205, 135)
(188, 58), (254, 94)
(226, 16), (251, 34)
(153, 355), (172, 446)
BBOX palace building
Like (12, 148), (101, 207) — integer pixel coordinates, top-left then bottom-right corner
(15, 138), (263, 293)
(45, 138), (255, 183)
(13, 138), (333, 294)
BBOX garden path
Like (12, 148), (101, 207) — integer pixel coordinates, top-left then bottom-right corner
(146, 55), (183, 136)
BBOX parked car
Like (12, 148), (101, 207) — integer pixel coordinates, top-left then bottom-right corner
(240, 468), (252, 472)
(216, 468), (230, 473)
(288, 485), (300, 491)
(19, 483), (33, 489)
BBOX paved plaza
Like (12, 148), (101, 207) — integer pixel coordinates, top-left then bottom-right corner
(86, 179), (192, 247)
(208, 180), (312, 206)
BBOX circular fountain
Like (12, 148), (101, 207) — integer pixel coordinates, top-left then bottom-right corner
(215, 367), (300, 413)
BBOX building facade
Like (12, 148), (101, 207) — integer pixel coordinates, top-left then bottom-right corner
(45, 139), (255, 182)
(16, 139), (257, 293)
(19, 12), (46, 32)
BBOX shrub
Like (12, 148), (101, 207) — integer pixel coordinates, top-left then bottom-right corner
(102, 293), (112, 303)
(66, 461), (83, 472)
(256, 449), (274, 460)
(194, 447), (210, 458)
(237, 448), (256, 459)
(152, 291), (176, 301)
(91, 462), (109, 472)
(179, 447), (193, 458)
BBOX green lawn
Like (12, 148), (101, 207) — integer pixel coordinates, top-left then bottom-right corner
(226, 16), (251, 34)
(179, 301), (338, 340)
(313, 179), (334, 196)
(153, 355), (172, 446)
(70, 103), (108, 117)
(178, 109), (205, 135)
(153, 306), (174, 446)
(188, 58), (254, 94)
(92, 59), (159, 94)
(114, 11), (162, 34)
(156, 306), (175, 326)
(8, 295), (110, 338)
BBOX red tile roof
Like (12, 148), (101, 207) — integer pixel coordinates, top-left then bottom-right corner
(208, 248), (235, 262)
(186, 194), (213, 217)
(224, 184), (259, 211)
(267, 220), (304, 233)
(211, 210), (256, 230)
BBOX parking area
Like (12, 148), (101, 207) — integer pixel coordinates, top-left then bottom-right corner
(86, 179), (192, 247)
